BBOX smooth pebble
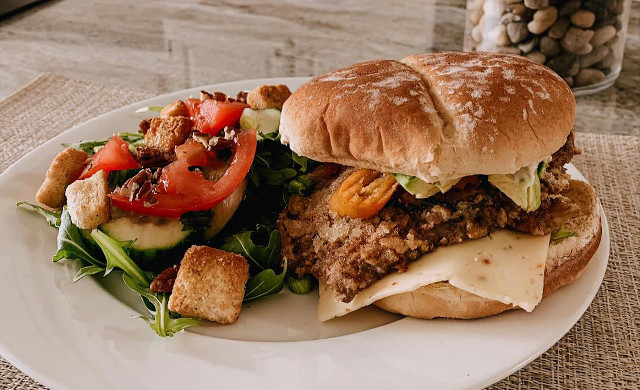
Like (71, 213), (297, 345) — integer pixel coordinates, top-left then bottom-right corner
(547, 54), (580, 77)
(559, 0), (582, 16)
(548, 17), (571, 39)
(528, 6), (558, 34)
(561, 27), (594, 55)
(507, 22), (529, 43)
(526, 51), (546, 63)
(570, 10), (596, 28)
(590, 25), (617, 47)
(574, 68), (605, 86)
(540, 36), (561, 56)
(518, 36), (539, 53)
(524, 0), (549, 10)
(580, 45), (610, 68)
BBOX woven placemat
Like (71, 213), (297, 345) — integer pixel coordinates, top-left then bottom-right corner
(0, 73), (638, 390)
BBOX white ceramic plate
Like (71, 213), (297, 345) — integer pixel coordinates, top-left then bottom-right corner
(0, 78), (610, 390)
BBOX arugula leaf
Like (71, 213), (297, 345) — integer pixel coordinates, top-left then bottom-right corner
(63, 132), (144, 156)
(291, 151), (309, 172)
(90, 229), (199, 337)
(286, 275), (316, 295)
(223, 136), (319, 235)
(123, 274), (200, 337)
(287, 175), (315, 197)
(108, 169), (141, 188)
(221, 230), (281, 271)
(244, 260), (287, 301)
(90, 229), (152, 286)
(180, 210), (213, 233)
(73, 265), (105, 282)
(551, 226), (575, 241)
(53, 208), (104, 267)
(16, 201), (61, 228)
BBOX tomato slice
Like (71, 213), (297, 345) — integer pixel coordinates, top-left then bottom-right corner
(80, 136), (140, 179)
(174, 139), (223, 168)
(185, 98), (248, 135)
(329, 169), (398, 219)
(110, 130), (257, 217)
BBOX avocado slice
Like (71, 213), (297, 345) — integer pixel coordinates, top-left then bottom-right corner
(488, 162), (543, 212)
(394, 174), (460, 199)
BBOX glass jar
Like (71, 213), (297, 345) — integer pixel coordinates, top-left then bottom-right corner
(463, 0), (631, 95)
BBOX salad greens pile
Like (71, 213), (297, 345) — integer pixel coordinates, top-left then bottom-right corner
(18, 122), (319, 337)
(17, 203), (199, 336)
(216, 132), (319, 301)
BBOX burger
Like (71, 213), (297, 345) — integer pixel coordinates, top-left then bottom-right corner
(276, 52), (602, 321)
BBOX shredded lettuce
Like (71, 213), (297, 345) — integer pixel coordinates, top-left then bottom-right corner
(551, 226), (575, 241)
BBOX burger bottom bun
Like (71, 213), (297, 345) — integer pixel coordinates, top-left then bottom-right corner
(373, 180), (602, 319)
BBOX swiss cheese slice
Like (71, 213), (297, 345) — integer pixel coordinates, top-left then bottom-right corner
(318, 230), (550, 321)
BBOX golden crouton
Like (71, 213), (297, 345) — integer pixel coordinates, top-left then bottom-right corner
(65, 170), (110, 229)
(160, 100), (190, 118)
(247, 84), (292, 110)
(36, 147), (88, 208)
(168, 246), (249, 324)
(143, 117), (193, 154)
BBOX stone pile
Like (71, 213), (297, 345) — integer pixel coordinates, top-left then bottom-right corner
(465, 0), (627, 88)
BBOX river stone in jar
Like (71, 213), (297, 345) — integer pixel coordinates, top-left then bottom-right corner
(463, 0), (630, 92)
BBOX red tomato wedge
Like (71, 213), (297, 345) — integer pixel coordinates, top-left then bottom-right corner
(80, 136), (140, 179)
(174, 139), (223, 168)
(110, 130), (257, 217)
(185, 98), (248, 135)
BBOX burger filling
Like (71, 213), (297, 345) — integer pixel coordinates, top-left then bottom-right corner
(277, 132), (581, 302)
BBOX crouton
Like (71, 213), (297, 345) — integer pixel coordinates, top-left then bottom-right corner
(160, 100), (190, 118)
(65, 170), (110, 229)
(247, 84), (292, 110)
(168, 246), (249, 324)
(143, 117), (193, 154)
(36, 147), (88, 208)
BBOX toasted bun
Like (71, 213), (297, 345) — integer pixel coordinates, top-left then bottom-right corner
(373, 180), (602, 319)
(280, 52), (576, 183)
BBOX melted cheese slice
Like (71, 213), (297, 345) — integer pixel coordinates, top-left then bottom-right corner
(318, 230), (550, 321)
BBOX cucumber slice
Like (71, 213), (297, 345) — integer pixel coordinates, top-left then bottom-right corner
(239, 108), (281, 138)
(100, 215), (190, 270)
(204, 178), (247, 240)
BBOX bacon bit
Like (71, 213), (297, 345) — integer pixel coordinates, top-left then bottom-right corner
(116, 169), (152, 201)
(200, 90), (214, 100)
(236, 91), (248, 104)
(400, 191), (423, 206)
(150, 265), (180, 293)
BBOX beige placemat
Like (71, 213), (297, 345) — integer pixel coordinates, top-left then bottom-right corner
(0, 73), (638, 390)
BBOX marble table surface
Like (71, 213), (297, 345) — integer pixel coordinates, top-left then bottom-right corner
(0, 0), (638, 136)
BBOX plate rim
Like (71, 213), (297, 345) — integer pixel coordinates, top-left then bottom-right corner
(0, 77), (610, 390)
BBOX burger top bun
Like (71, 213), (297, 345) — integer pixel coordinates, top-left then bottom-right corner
(279, 52), (576, 183)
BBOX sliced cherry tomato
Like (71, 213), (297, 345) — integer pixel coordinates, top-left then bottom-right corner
(80, 136), (140, 179)
(185, 98), (248, 135)
(110, 130), (257, 217)
(329, 169), (398, 219)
